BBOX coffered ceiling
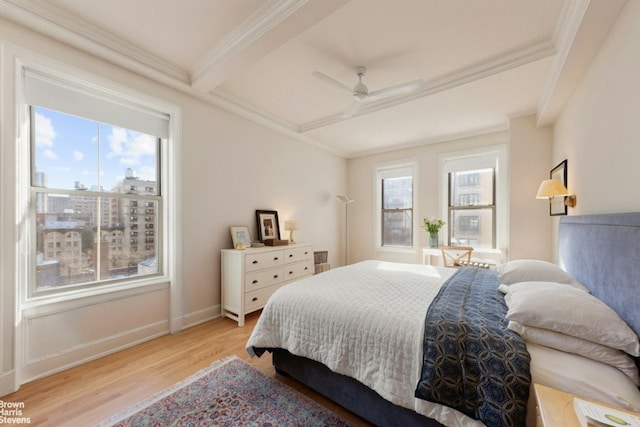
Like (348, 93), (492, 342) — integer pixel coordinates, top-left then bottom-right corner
(0, 0), (626, 157)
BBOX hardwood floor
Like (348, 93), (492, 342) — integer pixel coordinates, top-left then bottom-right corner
(2, 311), (372, 426)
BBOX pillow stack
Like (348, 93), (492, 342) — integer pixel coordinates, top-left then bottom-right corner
(497, 259), (640, 385)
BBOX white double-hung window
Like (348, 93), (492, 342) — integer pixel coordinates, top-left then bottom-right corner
(22, 67), (178, 297)
(440, 146), (507, 251)
(376, 161), (417, 250)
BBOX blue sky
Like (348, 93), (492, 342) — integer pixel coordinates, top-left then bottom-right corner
(34, 107), (158, 191)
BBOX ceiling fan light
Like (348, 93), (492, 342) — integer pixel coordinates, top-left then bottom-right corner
(354, 91), (368, 101)
(353, 81), (368, 101)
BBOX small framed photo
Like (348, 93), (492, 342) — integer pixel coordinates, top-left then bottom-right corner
(256, 210), (280, 242)
(550, 159), (568, 216)
(229, 225), (252, 249)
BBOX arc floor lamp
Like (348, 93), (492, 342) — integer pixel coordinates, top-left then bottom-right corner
(336, 195), (354, 265)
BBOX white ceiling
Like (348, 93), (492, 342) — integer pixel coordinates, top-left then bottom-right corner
(0, 0), (626, 158)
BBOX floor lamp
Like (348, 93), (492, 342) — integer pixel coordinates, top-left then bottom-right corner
(336, 195), (354, 265)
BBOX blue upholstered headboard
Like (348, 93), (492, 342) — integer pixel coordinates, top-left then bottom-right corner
(559, 213), (640, 338)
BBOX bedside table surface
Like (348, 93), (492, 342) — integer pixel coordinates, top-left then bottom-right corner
(534, 383), (640, 427)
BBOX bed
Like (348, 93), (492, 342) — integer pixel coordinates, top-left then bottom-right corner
(246, 213), (640, 426)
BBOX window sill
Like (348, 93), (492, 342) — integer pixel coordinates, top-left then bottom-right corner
(22, 277), (170, 318)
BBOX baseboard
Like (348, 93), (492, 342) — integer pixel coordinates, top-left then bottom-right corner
(17, 304), (221, 385)
(182, 304), (220, 329)
(0, 369), (18, 396)
(19, 320), (168, 383)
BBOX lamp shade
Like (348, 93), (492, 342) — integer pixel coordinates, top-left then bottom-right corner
(536, 179), (569, 199)
(336, 195), (354, 204)
(284, 220), (299, 231)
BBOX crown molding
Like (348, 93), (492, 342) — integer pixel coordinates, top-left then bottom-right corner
(0, 0), (189, 83)
(536, 0), (627, 126)
(536, 0), (590, 126)
(208, 90), (348, 158)
(299, 39), (556, 133)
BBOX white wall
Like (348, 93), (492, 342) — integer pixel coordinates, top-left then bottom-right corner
(0, 17), (346, 392)
(509, 115), (554, 261)
(554, 0), (640, 217)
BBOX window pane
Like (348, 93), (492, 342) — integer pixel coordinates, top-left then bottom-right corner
(450, 208), (494, 248)
(33, 107), (158, 194)
(382, 210), (413, 246)
(450, 168), (494, 207)
(383, 177), (412, 209)
(33, 107), (99, 190)
(100, 123), (158, 195)
(35, 193), (158, 290)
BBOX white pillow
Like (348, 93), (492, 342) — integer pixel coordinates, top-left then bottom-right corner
(503, 282), (640, 356)
(497, 259), (589, 291)
(508, 321), (640, 385)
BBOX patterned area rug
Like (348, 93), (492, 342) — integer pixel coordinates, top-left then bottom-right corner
(98, 356), (352, 427)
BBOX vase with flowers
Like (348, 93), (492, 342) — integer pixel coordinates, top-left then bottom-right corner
(423, 217), (445, 248)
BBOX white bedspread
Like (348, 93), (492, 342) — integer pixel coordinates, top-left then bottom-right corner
(247, 260), (640, 427)
(246, 260), (483, 427)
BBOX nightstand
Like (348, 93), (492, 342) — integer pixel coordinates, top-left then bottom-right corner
(534, 383), (640, 427)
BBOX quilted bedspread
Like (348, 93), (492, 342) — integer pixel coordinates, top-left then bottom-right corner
(246, 260), (486, 427)
(415, 267), (531, 427)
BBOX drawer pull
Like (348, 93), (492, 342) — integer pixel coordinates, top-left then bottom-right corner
(273, 257), (279, 261)
(252, 297), (258, 302)
(252, 280), (258, 284)
(304, 251), (309, 255)
(289, 254), (294, 258)
(273, 275), (279, 279)
(289, 271), (293, 275)
(304, 266), (308, 270)
(252, 260), (258, 264)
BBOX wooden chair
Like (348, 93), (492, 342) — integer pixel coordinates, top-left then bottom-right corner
(440, 246), (473, 268)
(440, 246), (492, 269)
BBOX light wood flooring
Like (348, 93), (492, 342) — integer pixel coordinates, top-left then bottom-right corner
(3, 311), (371, 426)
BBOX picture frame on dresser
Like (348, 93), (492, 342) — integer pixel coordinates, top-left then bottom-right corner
(256, 210), (280, 242)
(550, 159), (568, 216)
(229, 225), (251, 249)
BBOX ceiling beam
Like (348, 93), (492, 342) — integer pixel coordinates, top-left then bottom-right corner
(536, 0), (626, 126)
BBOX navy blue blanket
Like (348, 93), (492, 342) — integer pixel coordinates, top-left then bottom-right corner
(415, 268), (531, 427)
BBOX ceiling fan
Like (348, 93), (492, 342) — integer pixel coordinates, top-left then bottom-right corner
(313, 66), (423, 119)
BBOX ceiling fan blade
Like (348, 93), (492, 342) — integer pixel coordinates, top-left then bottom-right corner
(313, 70), (353, 93)
(368, 79), (423, 100)
(342, 99), (361, 119)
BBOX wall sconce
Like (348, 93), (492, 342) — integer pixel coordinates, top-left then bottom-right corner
(284, 220), (299, 243)
(536, 179), (577, 207)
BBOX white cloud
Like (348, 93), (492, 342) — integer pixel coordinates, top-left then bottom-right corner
(35, 112), (57, 148)
(73, 150), (84, 161)
(44, 149), (58, 160)
(107, 128), (156, 166)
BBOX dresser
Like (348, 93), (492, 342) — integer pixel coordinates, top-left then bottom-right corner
(221, 243), (314, 326)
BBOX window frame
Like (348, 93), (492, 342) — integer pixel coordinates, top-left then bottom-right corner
(375, 160), (418, 252)
(15, 57), (182, 321)
(439, 145), (508, 253)
(447, 168), (496, 248)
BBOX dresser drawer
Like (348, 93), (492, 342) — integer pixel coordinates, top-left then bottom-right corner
(283, 260), (314, 281)
(245, 251), (284, 272)
(245, 267), (284, 291)
(284, 245), (313, 264)
(245, 284), (281, 312)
